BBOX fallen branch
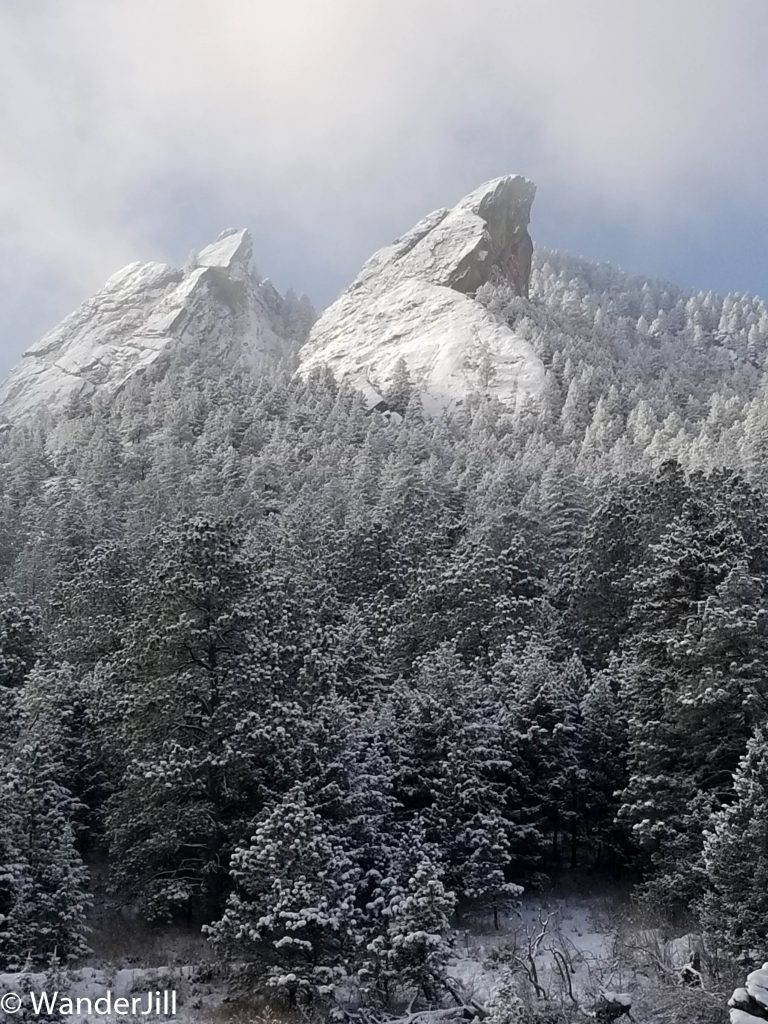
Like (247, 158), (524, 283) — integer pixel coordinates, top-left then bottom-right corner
(443, 976), (489, 1020)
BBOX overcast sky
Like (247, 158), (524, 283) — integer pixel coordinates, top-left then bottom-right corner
(1, 1), (767, 376)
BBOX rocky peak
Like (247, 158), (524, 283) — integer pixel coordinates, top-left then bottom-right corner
(457, 175), (536, 296)
(298, 175), (544, 412)
(352, 175), (535, 298)
(0, 228), (287, 422)
(195, 228), (253, 274)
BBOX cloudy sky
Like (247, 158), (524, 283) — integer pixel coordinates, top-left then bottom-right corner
(1, 1), (767, 375)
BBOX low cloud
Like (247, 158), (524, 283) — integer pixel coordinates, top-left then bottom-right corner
(1, 0), (767, 371)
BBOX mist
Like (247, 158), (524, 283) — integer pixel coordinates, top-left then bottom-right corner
(1, 0), (767, 373)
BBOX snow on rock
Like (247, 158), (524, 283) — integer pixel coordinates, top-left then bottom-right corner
(0, 229), (286, 421)
(303, 279), (543, 415)
(601, 990), (632, 1007)
(299, 174), (545, 411)
(747, 966), (768, 1009)
(730, 963), (768, 1022)
(350, 176), (536, 298)
(194, 226), (252, 271)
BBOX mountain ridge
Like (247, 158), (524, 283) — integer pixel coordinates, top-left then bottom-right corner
(2, 174), (767, 426)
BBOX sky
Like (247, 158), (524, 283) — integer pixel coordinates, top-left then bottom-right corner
(1, 0), (768, 376)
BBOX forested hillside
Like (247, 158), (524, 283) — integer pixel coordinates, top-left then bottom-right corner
(2, 243), (768, 1017)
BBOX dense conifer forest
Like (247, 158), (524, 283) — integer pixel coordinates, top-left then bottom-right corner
(3, 248), (768, 1019)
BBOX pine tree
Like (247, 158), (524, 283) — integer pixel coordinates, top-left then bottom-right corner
(47, 542), (134, 669)
(502, 643), (583, 865)
(0, 741), (90, 968)
(208, 787), (361, 1005)
(701, 726), (768, 964)
(387, 534), (542, 671)
(537, 448), (588, 590)
(100, 516), (315, 921)
(0, 597), (42, 688)
(16, 664), (105, 838)
(389, 645), (529, 913)
(384, 358), (414, 416)
(673, 561), (768, 798)
(568, 462), (691, 668)
(368, 845), (455, 1005)
(576, 668), (627, 864)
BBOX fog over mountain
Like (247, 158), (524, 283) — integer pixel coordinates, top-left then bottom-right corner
(2, 0), (768, 377)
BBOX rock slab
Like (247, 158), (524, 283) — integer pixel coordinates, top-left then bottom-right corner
(299, 175), (544, 412)
(0, 229), (286, 421)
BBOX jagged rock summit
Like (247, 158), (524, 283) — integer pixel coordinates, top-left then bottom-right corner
(0, 228), (289, 421)
(299, 175), (545, 412)
(1, 176), (543, 421)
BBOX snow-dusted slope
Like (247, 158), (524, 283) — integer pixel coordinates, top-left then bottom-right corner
(299, 175), (545, 411)
(0, 229), (286, 421)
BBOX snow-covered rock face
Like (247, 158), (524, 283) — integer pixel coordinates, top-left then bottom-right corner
(299, 175), (545, 412)
(730, 963), (768, 1022)
(0, 229), (286, 421)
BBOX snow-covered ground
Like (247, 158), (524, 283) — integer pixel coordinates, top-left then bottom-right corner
(0, 964), (230, 1023)
(0, 886), (711, 1022)
(449, 887), (706, 1016)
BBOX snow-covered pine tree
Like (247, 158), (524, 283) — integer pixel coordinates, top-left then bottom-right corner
(367, 841), (455, 1006)
(673, 560), (768, 802)
(389, 645), (528, 916)
(0, 596), (42, 688)
(537, 447), (588, 596)
(383, 358), (414, 416)
(701, 725), (768, 964)
(576, 668), (627, 864)
(0, 740), (89, 968)
(618, 498), (750, 905)
(100, 516), (315, 921)
(499, 642), (583, 865)
(207, 786), (362, 1006)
